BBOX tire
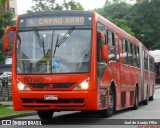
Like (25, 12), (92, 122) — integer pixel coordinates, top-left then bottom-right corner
(142, 87), (149, 105)
(132, 87), (138, 110)
(149, 86), (154, 101)
(100, 88), (115, 118)
(149, 95), (154, 101)
(37, 110), (54, 119)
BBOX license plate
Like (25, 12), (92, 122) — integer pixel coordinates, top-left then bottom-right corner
(44, 95), (58, 100)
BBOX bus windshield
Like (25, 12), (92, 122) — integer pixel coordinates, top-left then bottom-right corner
(16, 29), (91, 74)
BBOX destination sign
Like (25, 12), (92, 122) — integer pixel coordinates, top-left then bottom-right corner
(19, 16), (92, 28)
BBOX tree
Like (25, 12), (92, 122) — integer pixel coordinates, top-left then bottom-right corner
(0, 10), (15, 38)
(127, 0), (160, 49)
(63, 0), (84, 10)
(0, 0), (8, 13)
(0, 0), (15, 64)
(95, 2), (134, 36)
(96, 0), (160, 50)
(110, 18), (135, 36)
(27, 0), (84, 13)
(27, 0), (61, 12)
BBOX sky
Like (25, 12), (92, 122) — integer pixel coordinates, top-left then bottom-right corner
(17, 0), (106, 15)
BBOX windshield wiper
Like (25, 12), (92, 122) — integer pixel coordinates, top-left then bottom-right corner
(56, 27), (75, 47)
(52, 27), (75, 71)
(33, 28), (45, 56)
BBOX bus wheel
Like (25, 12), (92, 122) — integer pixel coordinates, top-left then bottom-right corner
(132, 87), (138, 110)
(149, 86), (154, 101)
(149, 95), (154, 101)
(37, 110), (54, 119)
(143, 87), (149, 105)
(100, 88), (115, 118)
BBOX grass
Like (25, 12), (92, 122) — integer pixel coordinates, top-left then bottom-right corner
(0, 105), (34, 117)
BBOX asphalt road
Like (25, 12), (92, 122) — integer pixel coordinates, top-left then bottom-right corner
(1, 89), (160, 128)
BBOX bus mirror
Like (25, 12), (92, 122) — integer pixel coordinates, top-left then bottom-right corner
(3, 26), (16, 52)
(3, 35), (10, 51)
(101, 45), (109, 60)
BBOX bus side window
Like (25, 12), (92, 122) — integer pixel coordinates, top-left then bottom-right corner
(108, 30), (115, 62)
(133, 45), (137, 67)
(137, 46), (140, 68)
(105, 30), (108, 45)
(144, 52), (148, 70)
(115, 36), (119, 63)
(97, 22), (106, 62)
(129, 42), (133, 66)
(122, 38), (128, 65)
(97, 32), (102, 62)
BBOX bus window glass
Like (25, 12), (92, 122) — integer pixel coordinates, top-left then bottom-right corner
(133, 45), (137, 67)
(16, 29), (91, 74)
(108, 31), (115, 61)
(122, 38), (128, 64)
(144, 52), (148, 70)
(108, 31), (112, 46)
(128, 42), (133, 66)
(137, 47), (140, 67)
(115, 37), (119, 63)
(97, 22), (106, 62)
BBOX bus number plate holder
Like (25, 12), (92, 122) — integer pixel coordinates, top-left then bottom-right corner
(44, 95), (58, 100)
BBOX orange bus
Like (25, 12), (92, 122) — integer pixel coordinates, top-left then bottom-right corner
(3, 11), (155, 119)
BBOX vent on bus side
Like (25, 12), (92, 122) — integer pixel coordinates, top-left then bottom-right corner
(121, 91), (126, 108)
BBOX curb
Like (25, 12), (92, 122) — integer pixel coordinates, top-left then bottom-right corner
(155, 86), (160, 89)
(0, 112), (37, 120)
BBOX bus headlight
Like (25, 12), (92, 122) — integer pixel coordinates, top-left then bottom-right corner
(17, 81), (30, 91)
(73, 78), (90, 90)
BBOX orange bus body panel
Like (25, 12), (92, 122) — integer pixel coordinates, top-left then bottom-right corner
(10, 11), (155, 114)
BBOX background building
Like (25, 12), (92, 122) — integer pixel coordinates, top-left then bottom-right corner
(6, 0), (18, 19)
(150, 50), (160, 84)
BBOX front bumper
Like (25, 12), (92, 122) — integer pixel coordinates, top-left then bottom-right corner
(13, 90), (98, 111)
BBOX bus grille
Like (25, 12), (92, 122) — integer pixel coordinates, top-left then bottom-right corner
(29, 83), (49, 88)
(29, 83), (76, 89)
(22, 98), (84, 104)
(53, 83), (76, 88)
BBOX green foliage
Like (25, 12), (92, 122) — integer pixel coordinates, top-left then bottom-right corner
(27, 0), (84, 13)
(0, 105), (34, 117)
(28, 0), (60, 12)
(96, 2), (134, 36)
(0, 0), (9, 13)
(63, 0), (84, 10)
(127, 0), (160, 49)
(0, 0), (15, 64)
(0, 10), (15, 38)
(96, 0), (160, 50)
(103, 2), (132, 19)
(110, 18), (135, 36)
(0, 44), (6, 64)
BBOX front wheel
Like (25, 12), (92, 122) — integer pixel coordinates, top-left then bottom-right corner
(100, 88), (115, 118)
(37, 110), (54, 119)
